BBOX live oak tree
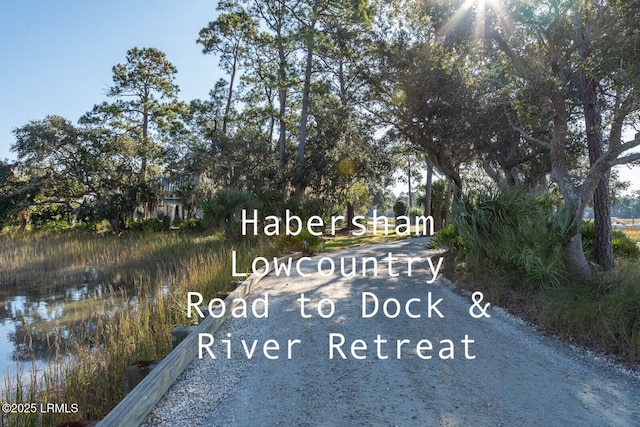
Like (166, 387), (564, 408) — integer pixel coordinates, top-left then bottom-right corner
(11, 116), (91, 220)
(360, 0), (640, 280)
(483, 0), (640, 279)
(9, 116), (144, 230)
(0, 160), (26, 226)
(365, 35), (477, 202)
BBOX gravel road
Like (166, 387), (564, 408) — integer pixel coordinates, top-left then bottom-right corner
(142, 238), (640, 426)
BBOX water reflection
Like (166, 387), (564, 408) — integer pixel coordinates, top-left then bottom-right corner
(0, 268), (142, 379)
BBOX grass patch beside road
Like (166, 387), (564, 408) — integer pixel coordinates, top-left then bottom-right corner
(443, 254), (640, 369)
(323, 230), (408, 252)
(322, 224), (427, 253)
(542, 261), (640, 361)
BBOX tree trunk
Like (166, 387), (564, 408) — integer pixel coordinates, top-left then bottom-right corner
(276, 26), (287, 183)
(141, 102), (149, 184)
(278, 89), (287, 182)
(424, 155), (432, 216)
(563, 230), (592, 282)
(267, 91), (275, 150)
(433, 204), (443, 231)
(407, 158), (412, 208)
(556, 196), (593, 283)
(346, 201), (355, 231)
(592, 175), (613, 268)
(547, 89), (594, 282)
(578, 53), (613, 270)
(294, 7), (317, 201)
(444, 180), (453, 227)
(20, 210), (30, 230)
(222, 55), (237, 135)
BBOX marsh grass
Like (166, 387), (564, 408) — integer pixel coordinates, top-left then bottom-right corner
(0, 230), (270, 426)
(0, 230), (231, 288)
(621, 227), (640, 243)
(541, 261), (640, 363)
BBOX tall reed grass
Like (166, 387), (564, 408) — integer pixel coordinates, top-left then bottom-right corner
(0, 230), (234, 287)
(0, 230), (272, 426)
(622, 227), (640, 243)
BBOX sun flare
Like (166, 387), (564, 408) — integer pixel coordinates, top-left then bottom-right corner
(438, 0), (511, 41)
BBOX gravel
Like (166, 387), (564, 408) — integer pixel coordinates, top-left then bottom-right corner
(141, 238), (640, 427)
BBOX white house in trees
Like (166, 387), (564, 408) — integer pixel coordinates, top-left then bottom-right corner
(153, 177), (202, 220)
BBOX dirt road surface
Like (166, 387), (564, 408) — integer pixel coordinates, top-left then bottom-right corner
(142, 238), (640, 426)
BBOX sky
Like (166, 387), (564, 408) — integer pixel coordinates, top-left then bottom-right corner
(0, 0), (222, 161)
(1, 1), (638, 193)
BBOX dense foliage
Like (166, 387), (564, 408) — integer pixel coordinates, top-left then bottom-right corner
(431, 187), (576, 288)
(2, 0), (639, 270)
(430, 187), (639, 288)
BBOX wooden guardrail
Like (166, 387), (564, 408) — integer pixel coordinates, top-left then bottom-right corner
(97, 252), (302, 427)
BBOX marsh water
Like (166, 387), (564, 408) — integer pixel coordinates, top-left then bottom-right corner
(0, 268), (145, 380)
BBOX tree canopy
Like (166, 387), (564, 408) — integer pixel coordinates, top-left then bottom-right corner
(3, 0), (639, 279)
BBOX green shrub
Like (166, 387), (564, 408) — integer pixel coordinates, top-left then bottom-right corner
(613, 232), (640, 258)
(453, 187), (576, 289)
(142, 218), (162, 232)
(202, 189), (262, 239)
(179, 217), (202, 231)
(287, 197), (332, 224)
(271, 228), (324, 255)
(34, 220), (71, 231)
(158, 213), (172, 230)
(393, 199), (408, 218)
(255, 190), (286, 217)
(428, 223), (463, 250)
(94, 219), (111, 233)
(129, 215), (172, 232)
(581, 221), (596, 260)
(581, 221), (640, 260)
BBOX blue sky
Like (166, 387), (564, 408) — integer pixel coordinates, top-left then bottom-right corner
(0, 0), (222, 161)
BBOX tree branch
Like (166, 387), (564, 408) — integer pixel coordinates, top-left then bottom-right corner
(511, 125), (551, 150)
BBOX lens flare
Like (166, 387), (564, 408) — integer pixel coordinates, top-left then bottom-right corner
(338, 158), (356, 176)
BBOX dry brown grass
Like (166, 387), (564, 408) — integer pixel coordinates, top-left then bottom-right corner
(621, 228), (640, 243)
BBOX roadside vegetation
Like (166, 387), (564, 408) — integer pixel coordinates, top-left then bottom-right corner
(0, 227), (275, 427)
(2, 192), (346, 427)
(429, 187), (640, 368)
(3, 0), (640, 424)
(0, 187), (406, 427)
